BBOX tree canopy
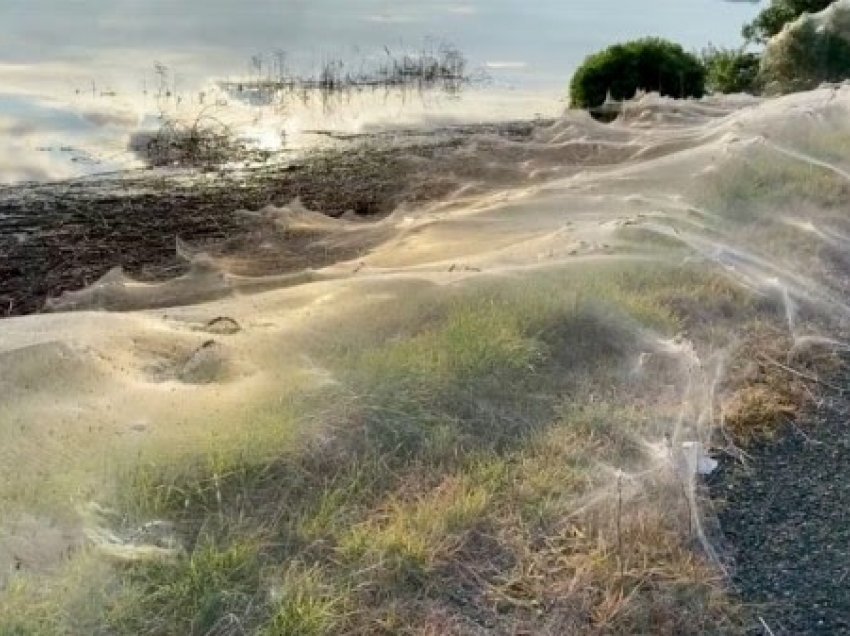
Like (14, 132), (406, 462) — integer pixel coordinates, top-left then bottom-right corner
(760, 2), (850, 92)
(569, 38), (706, 109)
(702, 47), (761, 94)
(742, 0), (836, 43)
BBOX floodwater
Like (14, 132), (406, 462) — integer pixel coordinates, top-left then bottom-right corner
(1, 0), (765, 182)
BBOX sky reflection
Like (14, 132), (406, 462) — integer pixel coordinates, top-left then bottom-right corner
(0, 0), (765, 183)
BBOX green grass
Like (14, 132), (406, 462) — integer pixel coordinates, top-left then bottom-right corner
(692, 141), (850, 310)
(698, 146), (850, 219)
(263, 564), (340, 636)
(109, 540), (265, 635)
(0, 550), (116, 636)
(0, 580), (61, 636)
(0, 266), (758, 634)
(339, 475), (491, 586)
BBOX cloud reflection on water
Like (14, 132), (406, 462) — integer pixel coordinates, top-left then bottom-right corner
(0, 0), (764, 183)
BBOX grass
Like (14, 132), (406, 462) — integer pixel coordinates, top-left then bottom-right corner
(0, 265), (767, 634)
(264, 563), (341, 636)
(717, 323), (849, 445)
(16, 118), (850, 628)
(694, 134), (850, 444)
(109, 540), (265, 634)
(1, 235), (810, 636)
(0, 549), (116, 636)
(0, 580), (62, 635)
(4, 260), (777, 634)
(698, 143), (850, 219)
(7, 91), (850, 635)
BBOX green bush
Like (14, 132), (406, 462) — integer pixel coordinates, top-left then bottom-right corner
(702, 46), (762, 94)
(569, 38), (706, 109)
(743, 0), (835, 44)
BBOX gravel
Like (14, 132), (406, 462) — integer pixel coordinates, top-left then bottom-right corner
(712, 381), (850, 635)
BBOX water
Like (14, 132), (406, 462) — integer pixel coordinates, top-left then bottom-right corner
(1, 0), (765, 182)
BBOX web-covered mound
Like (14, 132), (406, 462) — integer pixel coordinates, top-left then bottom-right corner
(3, 87), (850, 633)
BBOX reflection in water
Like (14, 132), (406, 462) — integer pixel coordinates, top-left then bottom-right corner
(1, 0), (766, 183)
(220, 41), (471, 98)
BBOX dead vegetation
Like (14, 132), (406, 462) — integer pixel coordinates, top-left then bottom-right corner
(220, 42), (473, 101)
(719, 325), (847, 445)
(128, 115), (251, 169)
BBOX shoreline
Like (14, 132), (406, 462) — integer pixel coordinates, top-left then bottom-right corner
(0, 119), (548, 317)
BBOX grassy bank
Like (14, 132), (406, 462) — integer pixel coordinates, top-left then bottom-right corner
(4, 93), (850, 634)
(2, 263), (771, 634)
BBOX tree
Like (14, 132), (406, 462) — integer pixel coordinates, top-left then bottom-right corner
(702, 46), (762, 94)
(569, 38), (706, 109)
(742, 0), (836, 43)
(760, 6), (850, 92)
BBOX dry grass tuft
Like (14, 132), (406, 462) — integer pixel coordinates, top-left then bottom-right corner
(722, 384), (797, 442)
(718, 324), (848, 444)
